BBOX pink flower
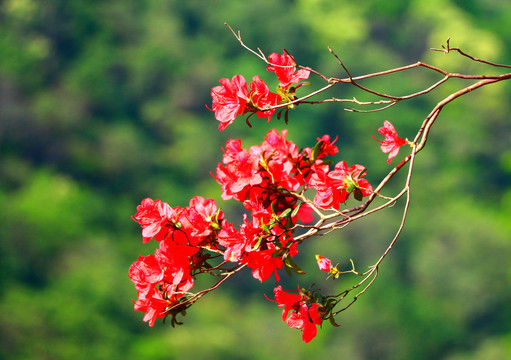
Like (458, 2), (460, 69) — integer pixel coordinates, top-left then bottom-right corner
(373, 120), (408, 164)
(267, 51), (310, 89)
(210, 75), (250, 130)
(315, 254), (332, 272)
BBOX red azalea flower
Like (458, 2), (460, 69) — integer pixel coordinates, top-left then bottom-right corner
(373, 120), (408, 164)
(133, 289), (168, 327)
(210, 75), (250, 130)
(267, 51), (310, 89)
(329, 161), (372, 197)
(128, 254), (164, 297)
(155, 239), (198, 296)
(309, 161), (372, 209)
(241, 245), (284, 282)
(133, 198), (176, 243)
(296, 203), (314, 223)
(215, 139), (263, 201)
(259, 128), (304, 190)
(273, 285), (303, 321)
(271, 285), (324, 343)
(218, 216), (259, 262)
(248, 75), (281, 120)
(286, 302), (323, 343)
(179, 196), (222, 243)
(308, 165), (337, 208)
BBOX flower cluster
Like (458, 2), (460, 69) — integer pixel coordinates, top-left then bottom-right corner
(210, 51), (310, 130)
(129, 47), (411, 342)
(216, 128), (372, 212)
(128, 127), (372, 331)
(129, 196), (223, 326)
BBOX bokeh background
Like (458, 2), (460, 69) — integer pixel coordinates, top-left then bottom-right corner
(1, 0), (511, 359)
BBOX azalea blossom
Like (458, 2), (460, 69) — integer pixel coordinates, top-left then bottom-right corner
(309, 161), (372, 209)
(315, 254), (332, 272)
(271, 285), (324, 342)
(373, 120), (408, 164)
(133, 198), (176, 243)
(242, 245), (285, 282)
(210, 75), (281, 130)
(267, 51), (310, 89)
(132, 289), (168, 327)
(130, 130), (351, 328)
(128, 254), (164, 298)
(248, 75), (281, 120)
(210, 75), (250, 130)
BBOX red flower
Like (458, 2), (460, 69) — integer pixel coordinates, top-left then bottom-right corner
(128, 255), (170, 327)
(309, 161), (372, 209)
(272, 285), (324, 343)
(218, 216), (259, 262)
(296, 204), (314, 223)
(259, 128), (303, 190)
(249, 76), (281, 120)
(133, 289), (168, 327)
(302, 134), (339, 162)
(128, 254), (164, 297)
(273, 285), (302, 321)
(373, 120), (408, 164)
(215, 139), (263, 201)
(286, 302), (323, 343)
(210, 75), (250, 130)
(241, 244), (284, 282)
(133, 198), (176, 243)
(155, 239), (198, 297)
(179, 196), (222, 244)
(267, 51), (310, 89)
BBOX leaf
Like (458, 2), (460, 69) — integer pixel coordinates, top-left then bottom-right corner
(284, 256), (306, 274)
(290, 203), (301, 218)
(354, 187), (363, 201)
(279, 207), (292, 218)
(311, 140), (324, 162)
(328, 313), (341, 327)
(284, 264), (293, 276)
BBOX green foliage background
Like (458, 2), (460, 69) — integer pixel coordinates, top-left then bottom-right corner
(1, 0), (511, 359)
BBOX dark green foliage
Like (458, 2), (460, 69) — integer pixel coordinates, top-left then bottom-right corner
(1, 0), (511, 359)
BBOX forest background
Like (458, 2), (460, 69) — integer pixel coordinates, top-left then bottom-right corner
(1, 0), (511, 359)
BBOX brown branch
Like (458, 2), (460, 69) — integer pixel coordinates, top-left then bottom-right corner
(431, 38), (511, 69)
